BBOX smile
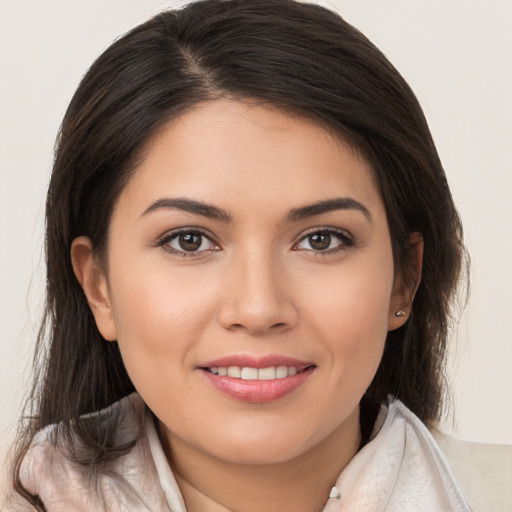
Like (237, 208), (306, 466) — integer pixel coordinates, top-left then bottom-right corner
(206, 366), (300, 380)
(200, 359), (315, 403)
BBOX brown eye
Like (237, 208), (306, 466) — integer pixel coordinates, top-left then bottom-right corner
(308, 233), (331, 251)
(295, 229), (352, 253)
(179, 233), (202, 251)
(163, 230), (218, 254)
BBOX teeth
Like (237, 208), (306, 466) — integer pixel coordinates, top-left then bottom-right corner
(227, 366), (241, 378)
(208, 366), (301, 380)
(276, 366), (288, 379)
(258, 367), (276, 380)
(241, 367), (258, 380)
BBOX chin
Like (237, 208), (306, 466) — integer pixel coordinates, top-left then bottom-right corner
(202, 427), (319, 466)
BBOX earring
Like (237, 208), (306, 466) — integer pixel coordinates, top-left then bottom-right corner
(395, 310), (406, 317)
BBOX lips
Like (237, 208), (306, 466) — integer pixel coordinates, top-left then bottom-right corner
(199, 355), (315, 403)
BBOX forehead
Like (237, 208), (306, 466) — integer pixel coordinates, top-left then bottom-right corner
(115, 99), (383, 223)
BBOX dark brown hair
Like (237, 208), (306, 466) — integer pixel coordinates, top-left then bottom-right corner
(12, 0), (467, 508)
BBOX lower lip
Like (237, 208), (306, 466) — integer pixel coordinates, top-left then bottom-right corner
(200, 367), (314, 403)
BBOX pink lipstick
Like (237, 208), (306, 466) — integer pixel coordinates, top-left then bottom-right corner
(198, 355), (315, 403)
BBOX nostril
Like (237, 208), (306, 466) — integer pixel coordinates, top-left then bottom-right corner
(228, 323), (245, 332)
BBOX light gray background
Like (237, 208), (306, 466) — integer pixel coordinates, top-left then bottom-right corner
(1, 1), (511, 474)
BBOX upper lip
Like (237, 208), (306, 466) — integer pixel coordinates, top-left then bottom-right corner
(199, 354), (314, 370)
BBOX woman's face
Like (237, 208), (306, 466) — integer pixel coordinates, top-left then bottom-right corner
(81, 99), (408, 465)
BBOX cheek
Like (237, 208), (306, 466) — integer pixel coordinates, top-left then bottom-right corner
(300, 257), (393, 377)
(106, 260), (218, 387)
(110, 253), (215, 330)
(303, 257), (393, 333)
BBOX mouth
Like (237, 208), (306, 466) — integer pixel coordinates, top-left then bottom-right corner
(198, 359), (316, 403)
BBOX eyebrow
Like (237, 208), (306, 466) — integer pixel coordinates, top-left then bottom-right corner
(140, 196), (371, 223)
(285, 198), (372, 223)
(140, 198), (233, 222)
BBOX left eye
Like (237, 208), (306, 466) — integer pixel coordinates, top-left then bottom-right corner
(163, 231), (218, 253)
(295, 230), (350, 252)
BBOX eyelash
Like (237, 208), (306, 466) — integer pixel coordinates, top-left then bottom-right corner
(156, 227), (354, 257)
(157, 228), (220, 257)
(292, 227), (354, 254)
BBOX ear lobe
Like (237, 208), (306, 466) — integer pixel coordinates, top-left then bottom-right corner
(71, 236), (117, 341)
(388, 232), (424, 331)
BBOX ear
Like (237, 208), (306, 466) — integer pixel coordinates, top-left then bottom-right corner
(388, 232), (424, 331)
(71, 236), (117, 341)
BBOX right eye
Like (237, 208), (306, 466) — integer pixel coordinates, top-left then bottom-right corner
(159, 230), (219, 256)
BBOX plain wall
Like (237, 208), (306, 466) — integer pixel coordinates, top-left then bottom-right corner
(1, 1), (511, 474)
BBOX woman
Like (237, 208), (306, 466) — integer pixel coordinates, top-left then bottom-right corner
(5, 0), (471, 510)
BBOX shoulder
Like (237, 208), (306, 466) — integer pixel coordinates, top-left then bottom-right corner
(431, 427), (512, 512)
(20, 393), (146, 489)
(4, 394), (168, 512)
(386, 400), (512, 512)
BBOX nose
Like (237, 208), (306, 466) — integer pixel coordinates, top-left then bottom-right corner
(217, 250), (299, 336)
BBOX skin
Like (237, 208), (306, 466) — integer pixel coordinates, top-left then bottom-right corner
(72, 99), (415, 512)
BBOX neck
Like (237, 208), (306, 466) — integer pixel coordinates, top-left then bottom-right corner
(159, 406), (361, 512)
